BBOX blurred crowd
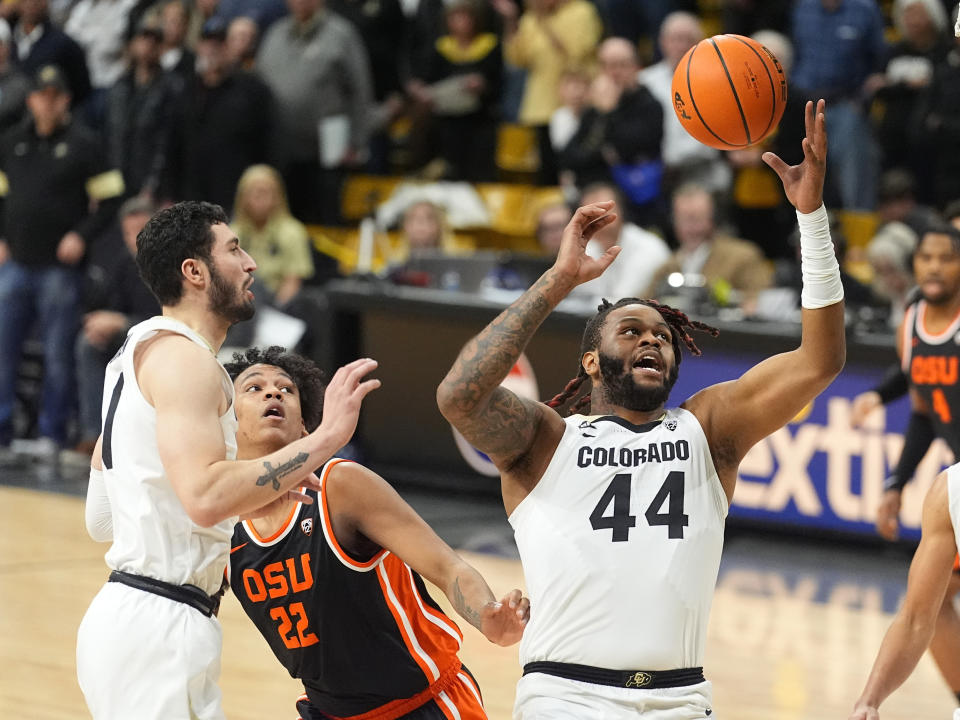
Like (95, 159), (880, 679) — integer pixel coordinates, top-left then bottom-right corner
(0, 0), (959, 459)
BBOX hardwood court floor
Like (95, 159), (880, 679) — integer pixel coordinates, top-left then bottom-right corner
(0, 484), (955, 719)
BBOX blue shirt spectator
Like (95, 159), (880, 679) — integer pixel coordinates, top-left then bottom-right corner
(791, 0), (887, 98)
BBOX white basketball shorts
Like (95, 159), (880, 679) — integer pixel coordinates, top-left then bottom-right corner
(77, 581), (226, 720)
(514, 672), (714, 720)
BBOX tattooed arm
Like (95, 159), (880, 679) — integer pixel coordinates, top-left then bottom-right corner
(326, 461), (530, 646)
(437, 202), (620, 474)
(143, 336), (379, 527)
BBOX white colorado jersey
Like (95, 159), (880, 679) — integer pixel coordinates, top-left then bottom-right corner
(100, 316), (238, 595)
(510, 408), (727, 671)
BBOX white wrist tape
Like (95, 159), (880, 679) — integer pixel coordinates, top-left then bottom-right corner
(798, 204), (844, 309)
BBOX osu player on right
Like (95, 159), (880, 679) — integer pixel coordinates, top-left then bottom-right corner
(849, 463), (960, 720)
(850, 223), (960, 706)
(438, 100), (843, 718)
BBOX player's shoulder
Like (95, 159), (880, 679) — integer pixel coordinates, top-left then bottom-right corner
(326, 459), (381, 491)
(136, 331), (223, 393)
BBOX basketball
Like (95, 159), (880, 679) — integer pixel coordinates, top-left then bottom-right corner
(670, 34), (787, 151)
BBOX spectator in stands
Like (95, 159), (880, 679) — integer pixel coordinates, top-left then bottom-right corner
(549, 68), (590, 156)
(104, 18), (179, 200)
(639, 11), (732, 196)
(257, 0), (374, 225)
(168, 18), (273, 213)
(64, 0), (143, 128)
(0, 65), (124, 464)
(327, 0), (404, 115)
(865, 220), (918, 328)
(559, 37), (663, 228)
(572, 182), (671, 303)
(720, 0), (791, 37)
(214, 0), (287, 29)
(232, 164), (315, 310)
(644, 183), (773, 305)
(877, 0), (951, 200)
(790, 0), (886, 210)
(491, 0), (602, 185)
(327, 0), (404, 174)
(74, 197), (159, 455)
(0, 19), (30, 133)
(10, 0), (91, 104)
(157, 0), (195, 80)
(876, 168), (942, 239)
(407, 0), (502, 182)
(400, 200), (449, 255)
(911, 23), (960, 208)
(603, 0), (670, 56)
(223, 14), (258, 70)
(534, 199), (571, 257)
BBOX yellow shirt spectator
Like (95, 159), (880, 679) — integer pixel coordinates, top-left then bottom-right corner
(501, 0), (602, 125)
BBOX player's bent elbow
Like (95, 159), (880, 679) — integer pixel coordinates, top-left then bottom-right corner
(182, 497), (228, 529)
(436, 382), (464, 423)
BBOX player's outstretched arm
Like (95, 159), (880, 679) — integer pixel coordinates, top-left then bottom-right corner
(147, 337), (379, 526)
(687, 100), (845, 486)
(849, 472), (957, 719)
(326, 462), (530, 646)
(437, 202), (617, 472)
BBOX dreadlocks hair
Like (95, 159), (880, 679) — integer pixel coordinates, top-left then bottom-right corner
(546, 298), (719, 416)
(223, 346), (327, 432)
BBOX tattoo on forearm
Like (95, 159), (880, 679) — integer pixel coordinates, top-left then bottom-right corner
(445, 276), (556, 406)
(256, 452), (309, 491)
(452, 577), (482, 630)
(440, 276), (561, 455)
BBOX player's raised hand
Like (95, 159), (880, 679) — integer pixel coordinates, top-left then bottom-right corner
(850, 391), (883, 427)
(875, 489), (902, 541)
(551, 201), (619, 288)
(312, 358), (380, 450)
(479, 588), (530, 646)
(762, 99), (827, 214)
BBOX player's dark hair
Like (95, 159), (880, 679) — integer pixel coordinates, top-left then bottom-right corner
(919, 221), (960, 254)
(136, 200), (229, 306)
(224, 346), (327, 432)
(546, 298), (719, 415)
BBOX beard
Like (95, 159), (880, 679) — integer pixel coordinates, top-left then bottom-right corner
(208, 261), (255, 324)
(597, 351), (677, 412)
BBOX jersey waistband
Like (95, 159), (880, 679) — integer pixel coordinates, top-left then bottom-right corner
(307, 660), (465, 720)
(108, 570), (223, 617)
(523, 661), (704, 690)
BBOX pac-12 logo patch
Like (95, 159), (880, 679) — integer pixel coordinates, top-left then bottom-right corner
(578, 419), (597, 438)
(451, 353), (539, 477)
(300, 518), (313, 536)
(664, 417), (677, 431)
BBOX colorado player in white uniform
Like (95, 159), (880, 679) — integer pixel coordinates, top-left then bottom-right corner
(76, 201), (380, 720)
(438, 99), (845, 719)
(849, 461), (960, 719)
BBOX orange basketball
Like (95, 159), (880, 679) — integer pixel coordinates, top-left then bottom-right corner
(671, 34), (787, 151)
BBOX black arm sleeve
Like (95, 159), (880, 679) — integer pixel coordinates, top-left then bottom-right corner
(872, 364), (909, 405)
(884, 411), (936, 491)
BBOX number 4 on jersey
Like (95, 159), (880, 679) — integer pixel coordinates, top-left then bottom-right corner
(589, 471), (689, 541)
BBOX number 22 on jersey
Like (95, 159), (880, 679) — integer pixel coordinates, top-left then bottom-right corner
(590, 471), (689, 541)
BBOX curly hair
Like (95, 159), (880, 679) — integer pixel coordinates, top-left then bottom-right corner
(224, 346), (327, 432)
(546, 298), (719, 415)
(136, 201), (229, 306)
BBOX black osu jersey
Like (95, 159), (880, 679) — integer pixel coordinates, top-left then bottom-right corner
(901, 300), (960, 456)
(228, 459), (465, 719)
